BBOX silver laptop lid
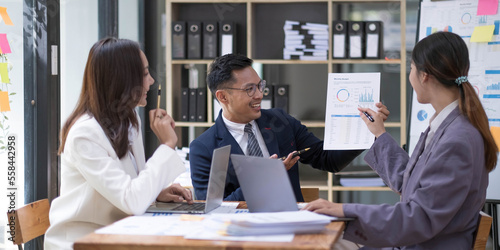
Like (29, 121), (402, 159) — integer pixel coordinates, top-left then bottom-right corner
(204, 145), (231, 213)
(230, 154), (298, 212)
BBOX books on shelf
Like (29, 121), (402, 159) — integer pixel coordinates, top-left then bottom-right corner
(284, 29), (329, 36)
(285, 44), (328, 51)
(283, 20), (329, 31)
(283, 48), (328, 56)
(283, 48), (327, 61)
(283, 20), (328, 61)
(285, 39), (328, 46)
(285, 34), (329, 41)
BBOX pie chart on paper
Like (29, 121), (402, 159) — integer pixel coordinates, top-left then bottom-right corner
(417, 110), (428, 121)
(336, 89), (350, 102)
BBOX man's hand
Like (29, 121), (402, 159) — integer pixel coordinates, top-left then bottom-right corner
(270, 153), (299, 170)
(156, 183), (193, 204)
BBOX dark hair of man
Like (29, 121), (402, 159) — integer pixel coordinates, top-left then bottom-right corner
(412, 31), (498, 172)
(206, 54), (253, 96)
(58, 37), (144, 159)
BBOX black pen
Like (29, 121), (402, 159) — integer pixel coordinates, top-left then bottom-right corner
(279, 147), (310, 160)
(358, 105), (374, 122)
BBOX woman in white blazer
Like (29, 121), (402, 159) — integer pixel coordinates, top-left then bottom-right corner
(44, 38), (192, 250)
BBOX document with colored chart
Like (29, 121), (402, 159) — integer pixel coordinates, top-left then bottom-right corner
(324, 73), (380, 150)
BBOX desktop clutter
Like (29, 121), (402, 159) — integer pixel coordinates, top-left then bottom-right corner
(97, 146), (342, 242)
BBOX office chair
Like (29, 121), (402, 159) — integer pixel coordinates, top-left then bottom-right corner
(301, 188), (320, 202)
(473, 211), (493, 250)
(6, 199), (50, 250)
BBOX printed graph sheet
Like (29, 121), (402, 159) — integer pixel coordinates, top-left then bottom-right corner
(409, 0), (500, 154)
(324, 73), (380, 150)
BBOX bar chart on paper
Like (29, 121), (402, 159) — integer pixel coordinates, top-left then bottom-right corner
(486, 83), (500, 90)
(483, 70), (500, 126)
(324, 73), (380, 150)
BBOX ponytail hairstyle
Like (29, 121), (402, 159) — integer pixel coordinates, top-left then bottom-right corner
(412, 32), (497, 172)
(59, 38), (144, 158)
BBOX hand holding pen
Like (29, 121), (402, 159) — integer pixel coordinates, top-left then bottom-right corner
(279, 147), (310, 160)
(357, 103), (387, 138)
(269, 147), (310, 171)
(358, 105), (374, 122)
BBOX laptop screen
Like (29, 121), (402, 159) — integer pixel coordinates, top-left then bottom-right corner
(205, 145), (231, 212)
(230, 154), (298, 212)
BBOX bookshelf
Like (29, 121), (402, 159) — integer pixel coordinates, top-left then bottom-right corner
(165, 0), (406, 202)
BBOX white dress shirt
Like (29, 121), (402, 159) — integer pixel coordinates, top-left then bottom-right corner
(425, 100), (459, 149)
(222, 114), (271, 157)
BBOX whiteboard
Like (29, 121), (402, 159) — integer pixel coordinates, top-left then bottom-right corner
(411, 0), (500, 199)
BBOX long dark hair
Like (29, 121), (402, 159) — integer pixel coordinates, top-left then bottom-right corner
(412, 32), (498, 172)
(59, 38), (144, 158)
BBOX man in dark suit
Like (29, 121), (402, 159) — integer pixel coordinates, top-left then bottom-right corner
(189, 54), (389, 201)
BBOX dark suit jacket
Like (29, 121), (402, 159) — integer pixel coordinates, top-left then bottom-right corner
(190, 108), (362, 201)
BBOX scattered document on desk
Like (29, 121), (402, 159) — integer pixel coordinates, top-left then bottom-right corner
(324, 72), (380, 150)
(208, 202), (241, 213)
(185, 232), (294, 242)
(185, 219), (294, 242)
(95, 216), (200, 236)
(95, 212), (294, 242)
(208, 210), (333, 236)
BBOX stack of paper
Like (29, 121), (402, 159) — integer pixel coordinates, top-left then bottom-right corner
(283, 20), (329, 61)
(211, 210), (333, 236)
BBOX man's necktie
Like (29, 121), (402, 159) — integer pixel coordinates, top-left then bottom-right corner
(244, 123), (263, 157)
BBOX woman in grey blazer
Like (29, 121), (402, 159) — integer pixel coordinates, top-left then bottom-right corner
(304, 32), (498, 249)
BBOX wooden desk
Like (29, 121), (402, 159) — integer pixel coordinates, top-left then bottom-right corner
(73, 202), (346, 250)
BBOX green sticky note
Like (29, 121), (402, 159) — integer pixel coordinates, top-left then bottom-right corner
(0, 63), (8, 83)
(470, 25), (495, 42)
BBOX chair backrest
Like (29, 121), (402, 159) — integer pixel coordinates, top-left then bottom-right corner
(301, 188), (319, 202)
(473, 211), (492, 250)
(6, 199), (50, 246)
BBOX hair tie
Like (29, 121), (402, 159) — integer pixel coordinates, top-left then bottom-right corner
(455, 76), (468, 86)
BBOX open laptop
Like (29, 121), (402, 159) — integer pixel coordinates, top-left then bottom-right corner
(146, 145), (231, 214)
(230, 154), (299, 212)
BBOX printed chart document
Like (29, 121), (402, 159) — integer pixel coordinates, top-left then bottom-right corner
(324, 72), (380, 150)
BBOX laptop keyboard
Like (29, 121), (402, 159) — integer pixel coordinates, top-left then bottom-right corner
(171, 202), (206, 211)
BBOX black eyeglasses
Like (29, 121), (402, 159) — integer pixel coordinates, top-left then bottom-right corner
(223, 80), (266, 97)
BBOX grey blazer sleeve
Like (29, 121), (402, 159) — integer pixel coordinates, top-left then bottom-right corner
(342, 120), (486, 248)
(363, 132), (409, 193)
